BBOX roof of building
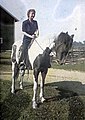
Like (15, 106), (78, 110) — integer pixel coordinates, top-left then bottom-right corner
(0, 0), (25, 21)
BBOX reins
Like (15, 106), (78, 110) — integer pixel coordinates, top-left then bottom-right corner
(34, 38), (54, 51)
(34, 38), (56, 57)
(34, 39), (44, 51)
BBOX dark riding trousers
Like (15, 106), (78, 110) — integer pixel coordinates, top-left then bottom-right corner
(22, 19), (38, 67)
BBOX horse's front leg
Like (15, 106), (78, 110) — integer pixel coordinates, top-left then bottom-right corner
(32, 69), (39, 109)
(40, 71), (47, 103)
(19, 63), (25, 89)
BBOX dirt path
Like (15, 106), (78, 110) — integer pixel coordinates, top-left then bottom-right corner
(1, 68), (85, 84)
(1, 68), (85, 95)
(45, 68), (85, 84)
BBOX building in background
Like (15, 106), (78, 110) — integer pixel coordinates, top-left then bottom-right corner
(0, 0), (25, 50)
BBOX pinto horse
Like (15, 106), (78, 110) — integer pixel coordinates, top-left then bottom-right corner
(11, 32), (74, 109)
(32, 47), (52, 108)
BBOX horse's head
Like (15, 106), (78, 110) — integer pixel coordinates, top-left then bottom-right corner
(43, 47), (52, 56)
(52, 32), (74, 65)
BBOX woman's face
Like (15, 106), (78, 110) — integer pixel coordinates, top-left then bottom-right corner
(29, 11), (35, 20)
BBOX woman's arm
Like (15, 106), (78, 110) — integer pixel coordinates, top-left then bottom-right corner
(22, 31), (33, 38)
(22, 29), (39, 39)
(28, 29), (39, 49)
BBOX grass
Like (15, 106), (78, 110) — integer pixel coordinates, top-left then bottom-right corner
(52, 62), (85, 72)
(1, 80), (85, 120)
(0, 51), (11, 59)
(0, 51), (85, 120)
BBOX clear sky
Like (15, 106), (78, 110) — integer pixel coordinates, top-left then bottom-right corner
(20, 0), (85, 43)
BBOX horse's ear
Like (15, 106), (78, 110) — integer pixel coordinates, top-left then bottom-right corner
(49, 49), (52, 54)
(66, 31), (68, 34)
(71, 34), (74, 38)
(46, 47), (49, 50)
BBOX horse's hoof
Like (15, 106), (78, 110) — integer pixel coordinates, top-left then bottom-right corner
(11, 90), (15, 94)
(40, 97), (46, 103)
(32, 101), (37, 109)
(20, 86), (23, 90)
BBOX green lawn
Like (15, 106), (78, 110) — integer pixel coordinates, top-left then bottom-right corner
(52, 62), (85, 72)
(0, 51), (85, 120)
(1, 80), (85, 120)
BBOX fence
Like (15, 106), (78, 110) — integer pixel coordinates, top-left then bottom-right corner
(67, 50), (85, 63)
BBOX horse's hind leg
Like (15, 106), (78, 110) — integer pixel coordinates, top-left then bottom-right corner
(11, 62), (19, 93)
(11, 62), (15, 93)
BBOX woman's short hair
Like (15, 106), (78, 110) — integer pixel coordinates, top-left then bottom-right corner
(27, 9), (36, 17)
